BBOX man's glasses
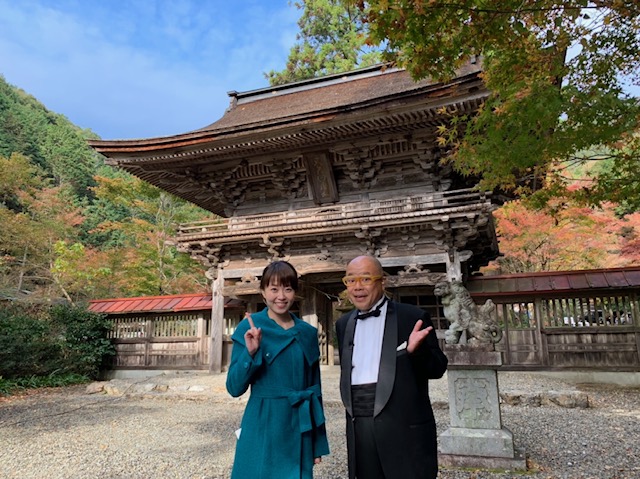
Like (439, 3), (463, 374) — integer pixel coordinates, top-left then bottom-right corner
(342, 275), (383, 286)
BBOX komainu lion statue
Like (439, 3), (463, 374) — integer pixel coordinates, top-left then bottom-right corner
(433, 280), (503, 345)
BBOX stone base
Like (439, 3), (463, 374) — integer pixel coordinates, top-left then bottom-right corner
(444, 344), (502, 369)
(439, 426), (516, 458)
(439, 447), (527, 471)
(446, 369), (502, 429)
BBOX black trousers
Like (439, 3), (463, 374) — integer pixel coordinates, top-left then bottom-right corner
(352, 383), (385, 479)
(354, 415), (385, 479)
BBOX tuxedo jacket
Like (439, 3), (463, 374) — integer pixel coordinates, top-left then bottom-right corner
(335, 300), (448, 479)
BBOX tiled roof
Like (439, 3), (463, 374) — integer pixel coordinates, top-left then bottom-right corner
(88, 293), (243, 314)
(201, 62), (484, 134)
(467, 267), (640, 297)
(88, 62), (485, 150)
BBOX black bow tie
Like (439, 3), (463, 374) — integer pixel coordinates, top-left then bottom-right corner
(356, 298), (387, 320)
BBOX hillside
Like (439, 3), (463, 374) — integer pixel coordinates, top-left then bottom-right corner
(0, 76), (212, 304)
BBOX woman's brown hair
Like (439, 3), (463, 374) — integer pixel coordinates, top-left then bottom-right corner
(259, 261), (299, 291)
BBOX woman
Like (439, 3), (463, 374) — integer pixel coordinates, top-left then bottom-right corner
(226, 261), (329, 479)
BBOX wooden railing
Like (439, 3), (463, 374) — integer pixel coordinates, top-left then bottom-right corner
(108, 314), (200, 339)
(177, 189), (491, 238)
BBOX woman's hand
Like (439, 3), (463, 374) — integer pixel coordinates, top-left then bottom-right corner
(244, 313), (262, 357)
(314, 457), (322, 465)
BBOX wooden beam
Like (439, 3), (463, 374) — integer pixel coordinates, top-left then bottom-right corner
(385, 272), (447, 287)
(223, 283), (261, 297)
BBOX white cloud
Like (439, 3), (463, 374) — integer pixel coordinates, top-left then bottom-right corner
(0, 0), (299, 139)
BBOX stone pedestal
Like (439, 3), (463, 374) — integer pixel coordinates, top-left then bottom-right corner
(439, 345), (526, 471)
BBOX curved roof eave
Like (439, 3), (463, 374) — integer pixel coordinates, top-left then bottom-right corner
(89, 66), (486, 160)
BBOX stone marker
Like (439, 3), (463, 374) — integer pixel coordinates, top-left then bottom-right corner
(439, 344), (526, 471)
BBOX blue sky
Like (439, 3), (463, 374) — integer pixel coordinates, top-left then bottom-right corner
(3, 1), (637, 142)
(0, 0), (299, 140)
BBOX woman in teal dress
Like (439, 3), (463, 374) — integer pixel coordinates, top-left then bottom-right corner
(226, 261), (329, 479)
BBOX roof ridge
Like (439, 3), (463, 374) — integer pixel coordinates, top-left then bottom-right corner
(228, 63), (397, 105)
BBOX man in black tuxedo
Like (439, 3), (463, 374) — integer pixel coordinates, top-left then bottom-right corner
(335, 255), (448, 479)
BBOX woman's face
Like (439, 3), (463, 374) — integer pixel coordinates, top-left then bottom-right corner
(261, 280), (296, 318)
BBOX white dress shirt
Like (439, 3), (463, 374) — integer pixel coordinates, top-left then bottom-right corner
(351, 296), (388, 385)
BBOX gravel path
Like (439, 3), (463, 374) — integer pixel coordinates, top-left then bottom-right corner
(1, 369), (639, 479)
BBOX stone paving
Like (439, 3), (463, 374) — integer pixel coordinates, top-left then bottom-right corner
(4, 367), (639, 478)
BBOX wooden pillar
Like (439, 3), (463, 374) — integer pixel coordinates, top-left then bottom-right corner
(499, 303), (511, 367)
(445, 251), (461, 281)
(300, 285), (333, 365)
(534, 298), (549, 367)
(144, 317), (153, 367)
(633, 292), (640, 363)
(301, 286), (318, 327)
(445, 250), (472, 281)
(197, 314), (207, 367)
(210, 271), (225, 374)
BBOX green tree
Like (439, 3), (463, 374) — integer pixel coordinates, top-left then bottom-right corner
(51, 240), (112, 303)
(266, 0), (382, 85)
(350, 1), (640, 211)
(486, 199), (638, 274)
(0, 77), (48, 168)
(0, 305), (58, 379)
(40, 119), (99, 199)
(91, 172), (210, 296)
(49, 304), (115, 378)
(0, 153), (47, 299)
(0, 152), (43, 211)
(0, 76), (99, 200)
(80, 165), (134, 249)
(0, 303), (115, 383)
(13, 185), (85, 301)
(0, 154), (89, 302)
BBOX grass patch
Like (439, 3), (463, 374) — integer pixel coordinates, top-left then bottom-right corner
(0, 372), (90, 397)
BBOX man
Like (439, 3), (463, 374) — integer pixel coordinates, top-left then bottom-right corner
(335, 255), (448, 479)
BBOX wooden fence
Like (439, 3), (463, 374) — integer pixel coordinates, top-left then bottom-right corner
(107, 311), (244, 370)
(107, 312), (211, 369)
(488, 291), (640, 370)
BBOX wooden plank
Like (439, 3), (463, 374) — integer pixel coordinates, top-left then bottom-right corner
(534, 298), (548, 366)
(546, 343), (637, 352)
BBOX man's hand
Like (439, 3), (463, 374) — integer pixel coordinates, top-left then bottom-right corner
(244, 313), (262, 356)
(407, 320), (433, 354)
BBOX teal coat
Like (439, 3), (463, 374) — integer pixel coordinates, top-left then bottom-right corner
(227, 308), (330, 479)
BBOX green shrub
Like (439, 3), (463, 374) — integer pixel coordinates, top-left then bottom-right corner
(0, 305), (60, 379)
(49, 304), (115, 378)
(0, 303), (115, 392)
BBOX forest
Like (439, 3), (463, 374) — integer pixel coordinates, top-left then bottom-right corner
(0, 76), (213, 306)
(0, 77), (217, 392)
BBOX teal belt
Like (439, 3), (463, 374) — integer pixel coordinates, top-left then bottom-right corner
(251, 383), (325, 433)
